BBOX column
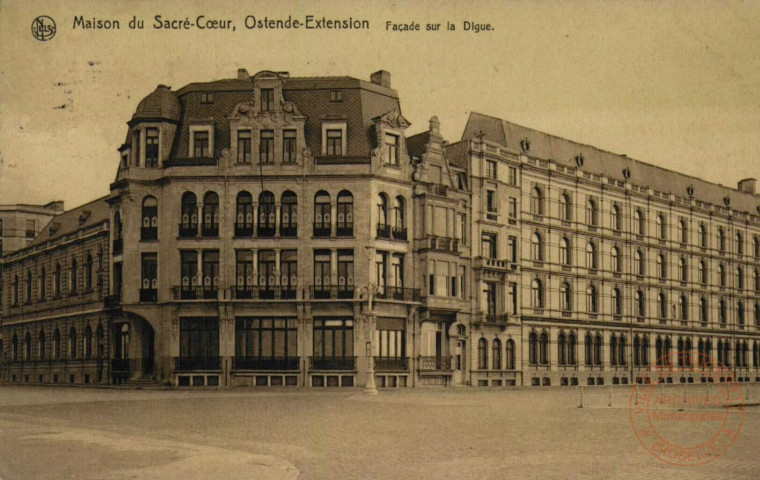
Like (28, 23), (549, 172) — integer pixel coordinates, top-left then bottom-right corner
(274, 249), (281, 285)
(330, 249), (338, 287)
(275, 203), (281, 237)
(252, 248), (258, 285)
(330, 201), (337, 237)
(252, 203), (258, 236)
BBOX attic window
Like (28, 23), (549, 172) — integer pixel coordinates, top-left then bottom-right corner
(49, 223), (60, 236)
(200, 92), (214, 104)
(330, 91), (342, 102)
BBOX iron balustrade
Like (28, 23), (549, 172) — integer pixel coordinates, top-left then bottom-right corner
(418, 355), (453, 370)
(376, 223), (391, 239)
(426, 235), (459, 253)
(233, 356), (300, 370)
(179, 223), (198, 238)
(309, 285), (354, 299)
(174, 356), (221, 371)
(392, 227), (408, 241)
(201, 223), (219, 237)
(374, 357), (408, 371)
(172, 286), (218, 300)
(309, 356), (356, 370)
(139, 288), (157, 303)
(281, 225), (298, 237)
(313, 222), (331, 237)
(375, 286), (420, 302)
(234, 223), (254, 237)
(336, 222), (353, 237)
(230, 286), (297, 300)
(257, 225), (275, 237)
(140, 227), (158, 241)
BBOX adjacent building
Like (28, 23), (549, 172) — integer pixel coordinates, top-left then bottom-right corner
(1, 69), (758, 388)
(0, 201), (64, 256)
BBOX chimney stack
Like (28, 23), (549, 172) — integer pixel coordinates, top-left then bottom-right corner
(370, 70), (391, 88)
(738, 178), (757, 195)
(237, 68), (249, 80)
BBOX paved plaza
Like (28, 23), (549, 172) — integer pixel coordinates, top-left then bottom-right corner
(0, 385), (758, 479)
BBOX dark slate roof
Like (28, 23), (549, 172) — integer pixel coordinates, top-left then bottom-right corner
(405, 131), (429, 159)
(131, 85), (181, 122)
(463, 112), (760, 214)
(31, 196), (110, 247)
(443, 140), (470, 171)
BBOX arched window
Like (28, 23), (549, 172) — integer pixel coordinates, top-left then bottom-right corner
(635, 290), (645, 317)
(679, 295), (688, 321)
(531, 279), (544, 308)
(70, 257), (78, 294)
(560, 282), (571, 311)
(336, 190), (354, 236)
(85, 254), (93, 292)
(699, 260), (708, 285)
(610, 335), (618, 366)
(505, 339), (515, 369)
(568, 332), (577, 365)
(586, 285), (598, 313)
(235, 191), (254, 236)
(737, 267), (744, 290)
(663, 337), (672, 366)
(257, 191), (275, 237)
(25, 270), (33, 303)
(531, 233), (544, 261)
(54, 263), (62, 298)
(618, 335), (627, 366)
(633, 336), (641, 366)
(679, 219), (688, 244)
(586, 242), (598, 269)
(281, 191), (298, 237)
(755, 269), (760, 292)
(684, 338), (692, 367)
(53, 328), (61, 359)
(718, 227), (726, 252)
(586, 198), (598, 226)
(559, 237), (571, 265)
(492, 339), (502, 370)
(658, 292), (667, 319)
(314, 191), (331, 236)
(141, 196), (158, 241)
(478, 338), (488, 369)
(559, 193), (572, 221)
(558, 333), (567, 365)
(528, 332), (538, 364)
(677, 338), (685, 366)
(38, 330), (45, 360)
(201, 191), (219, 236)
(655, 337), (663, 365)
(755, 236), (760, 259)
(611, 204), (621, 231)
(657, 254), (666, 279)
(585, 333), (593, 365)
(593, 334), (602, 365)
(539, 332), (549, 365)
(393, 196), (406, 238)
(83, 325), (92, 359)
(612, 287), (622, 315)
(656, 214), (666, 240)
(699, 223), (708, 247)
(719, 299), (727, 325)
(679, 257), (688, 282)
(700, 297), (708, 324)
(69, 327), (77, 359)
(736, 232), (744, 255)
(40, 267), (46, 300)
(635, 250), (645, 276)
(96, 324), (104, 358)
(24, 332), (32, 361)
(718, 263), (726, 286)
(634, 209), (645, 235)
(737, 301), (745, 326)
(377, 193), (389, 226)
(755, 302), (760, 326)
(531, 187), (544, 216)
(641, 336), (649, 366)
(611, 247), (621, 273)
(180, 192), (198, 236)
(113, 211), (123, 242)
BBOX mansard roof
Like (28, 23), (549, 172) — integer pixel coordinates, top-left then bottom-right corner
(463, 112), (760, 214)
(131, 85), (181, 123)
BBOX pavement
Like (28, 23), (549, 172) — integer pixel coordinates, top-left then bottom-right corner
(0, 385), (758, 479)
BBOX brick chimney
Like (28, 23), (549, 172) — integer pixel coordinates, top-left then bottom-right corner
(370, 70), (391, 88)
(738, 178), (757, 195)
(237, 68), (249, 80)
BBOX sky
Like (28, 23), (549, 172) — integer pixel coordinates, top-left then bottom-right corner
(1, 0), (759, 209)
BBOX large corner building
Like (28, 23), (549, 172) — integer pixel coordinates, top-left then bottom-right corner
(2, 69), (759, 389)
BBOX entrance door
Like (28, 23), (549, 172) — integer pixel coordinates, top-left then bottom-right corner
(453, 340), (465, 385)
(116, 324), (129, 359)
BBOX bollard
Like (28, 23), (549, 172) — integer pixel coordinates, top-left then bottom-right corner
(578, 385), (583, 408)
(608, 383), (613, 407)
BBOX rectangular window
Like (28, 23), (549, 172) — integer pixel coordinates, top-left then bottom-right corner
(260, 89), (274, 112)
(508, 167), (517, 186)
(338, 250), (354, 297)
(133, 131), (140, 166)
(435, 261), (448, 297)
(459, 266), (466, 299)
(283, 130), (297, 164)
(235, 250), (253, 293)
(141, 253), (157, 301)
(482, 233), (497, 259)
(457, 213), (467, 244)
(326, 129), (343, 156)
(313, 318), (353, 358)
(200, 92), (214, 104)
(508, 236), (517, 263)
(329, 90), (342, 102)
(375, 320), (405, 359)
(237, 130), (251, 163)
(179, 317), (219, 364)
(201, 250), (219, 292)
(193, 131), (210, 158)
(486, 190), (496, 212)
(258, 250), (276, 291)
(510, 282), (518, 314)
(508, 197), (517, 218)
(486, 160), (497, 179)
(314, 250), (331, 289)
(25, 220), (35, 238)
(385, 133), (399, 166)
(376, 252), (387, 289)
(235, 318), (298, 360)
(259, 130), (274, 164)
(145, 128), (159, 167)
(483, 282), (497, 316)
(391, 254), (404, 288)
(280, 250), (298, 295)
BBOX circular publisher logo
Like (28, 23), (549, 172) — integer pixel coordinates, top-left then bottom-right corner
(31, 16), (56, 41)
(629, 352), (745, 466)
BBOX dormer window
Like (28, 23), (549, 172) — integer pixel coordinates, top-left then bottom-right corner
(327, 129), (343, 156)
(200, 92), (214, 104)
(330, 90), (342, 102)
(145, 128), (159, 167)
(260, 88), (274, 112)
(194, 131), (209, 157)
(385, 133), (399, 166)
(189, 125), (213, 158)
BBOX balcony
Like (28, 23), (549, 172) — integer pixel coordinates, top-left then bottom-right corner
(230, 286), (297, 300)
(139, 288), (157, 303)
(336, 222), (353, 237)
(376, 223), (391, 239)
(112, 238), (123, 255)
(375, 286), (420, 302)
(374, 357), (408, 371)
(313, 222), (331, 237)
(422, 235), (460, 254)
(140, 227), (158, 241)
(174, 356), (221, 371)
(257, 224), (275, 238)
(427, 183), (447, 196)
(309, 356), (356, 370)
(201, 223), (219, 237)
(473, 256), (509, 271)
(172, 286), (218, 300)
(418, 355), (453, 371)
(234, 223), (254, 237)
(233, 356), (300, 370)
(392, 227), (407, 241)
(179, 223), (198, 238)
(281, 225), (297, 237)
(309, 285), (355, 300)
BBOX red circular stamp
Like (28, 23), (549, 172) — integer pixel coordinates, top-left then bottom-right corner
(629, 351), (745, 466)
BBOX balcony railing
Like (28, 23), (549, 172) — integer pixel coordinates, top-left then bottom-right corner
(418, 355), (453, 371)
(281, 225), (298, 237)
(234, 223), (254, 237)
(172, 286), (218, 300)
(376, 223), (391, 239)
(309, 285), (354, 300)
(139, 288), (157, 303)
(174, 356), (221, 371)
(112, 238), (123, 255)
(424, 235), (460, 254)
(336, 222), (353, 237)
(392, 227), (407, 241)
(201, 223), (219, 237)
(374, 357), (408, 371)
(309, 356), (356, 370)
(313, 222), (331, 237)
(474, 257), (509, 270)
(230, 286), (297, 300)
(179, 223), (198, 238)
(375, 286), (420, 302)
(233, 356), (300, 370)
(257, 224), (275, 237)
(140, 227), (158, 241)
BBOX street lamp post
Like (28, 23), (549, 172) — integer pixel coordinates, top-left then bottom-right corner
(361, 283), (379, 395)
